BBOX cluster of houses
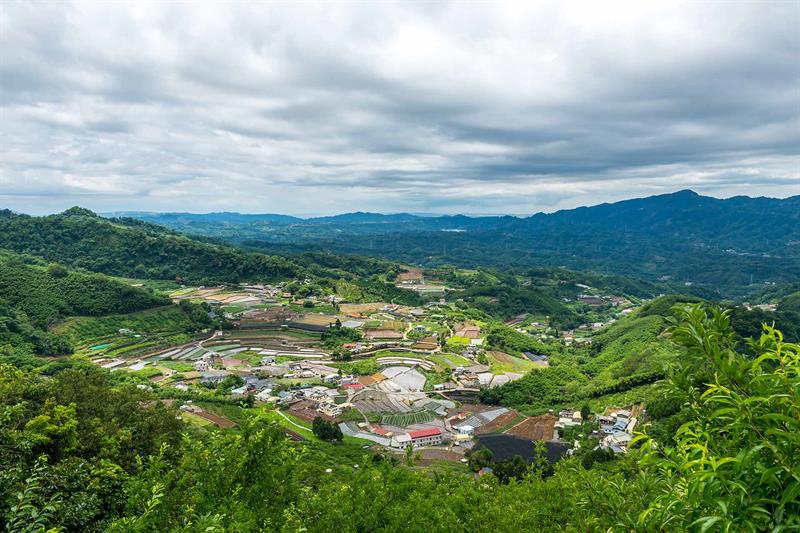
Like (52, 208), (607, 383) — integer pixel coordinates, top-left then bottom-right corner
(554, 409), (583, 429)
(552, 407), (639, 456)
(598, 410), (637, 453)
(576, 293), (631, 308)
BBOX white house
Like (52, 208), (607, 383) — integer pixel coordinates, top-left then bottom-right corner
(390, 434), (412, 449)
(317, 402), (343, 417)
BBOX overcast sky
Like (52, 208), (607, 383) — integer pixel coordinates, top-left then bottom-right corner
(1, 1), (798, 216)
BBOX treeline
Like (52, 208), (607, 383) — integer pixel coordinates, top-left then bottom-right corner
(582, 369), (665, 399)
(485, 324), (561, 357)
(480, 363), (588, 410)
(331, 278), (422, 307)
(2, 305), (796, 531)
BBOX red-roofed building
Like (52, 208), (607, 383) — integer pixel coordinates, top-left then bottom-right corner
(342, 383), (364, 390)
(371, 425), (392, 436)
(408, 427), (443, 446)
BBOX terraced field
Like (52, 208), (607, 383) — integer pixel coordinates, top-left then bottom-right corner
(54, 306), (200, 347)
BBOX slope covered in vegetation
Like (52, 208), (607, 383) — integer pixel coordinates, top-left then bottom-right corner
(0, 209), (426, 308)
(480, 298), (689, 412)
(0, 253), (169, 358)
(0, 209), (303, 284)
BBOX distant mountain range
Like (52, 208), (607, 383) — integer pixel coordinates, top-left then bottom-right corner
(107, 190), (799, 249)
(106, 190), (800, 298)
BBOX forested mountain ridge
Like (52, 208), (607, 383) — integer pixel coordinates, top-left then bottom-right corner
(110, 190), (800, 298)
(0, 209), (303, 284)
(0, 206), (707, 316)
(113, 190), (800, 248)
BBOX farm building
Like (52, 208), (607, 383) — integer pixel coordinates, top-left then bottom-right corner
(317, 402), (343, 417)
(409, 427), (443, 446)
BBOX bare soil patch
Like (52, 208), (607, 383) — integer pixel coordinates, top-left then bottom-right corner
(505, 414), (556, 441)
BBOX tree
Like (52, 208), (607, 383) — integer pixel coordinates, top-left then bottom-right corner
(580, 404), (591, 421)
(405, 442), (415, 466)
(632, 304), (800, 531)
(466, 447), (493, 472)
(492, 455), (528, 484)
(46, 263), (68, 278)
(311, 417), (342, 442)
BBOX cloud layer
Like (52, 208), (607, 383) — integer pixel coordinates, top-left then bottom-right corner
(1, 1), (798, 215)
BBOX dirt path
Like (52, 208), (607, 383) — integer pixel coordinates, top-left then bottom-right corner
(402, 321), (412, 340)
(275, 409), (313, 432)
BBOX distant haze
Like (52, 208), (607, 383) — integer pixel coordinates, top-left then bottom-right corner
(1, 1), (798, 215)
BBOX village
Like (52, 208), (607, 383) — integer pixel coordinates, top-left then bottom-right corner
(86, 272), (643, 468)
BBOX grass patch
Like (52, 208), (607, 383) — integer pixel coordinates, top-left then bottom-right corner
(160, 361), (195, 372)
(181, 411), (215, 427)
(425, 353), (471, 369)
(260, 410), (316, 440)
(446, 336), (470, 349)
(486, 351), (540, 374)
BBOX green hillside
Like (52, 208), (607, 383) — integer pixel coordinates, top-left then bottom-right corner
(0, 208), (303, 284)
(480, 298), (688, 412)
(0, 209), (426, 307)
(0, 252), (169, 358)
(120, 191), (800, 298)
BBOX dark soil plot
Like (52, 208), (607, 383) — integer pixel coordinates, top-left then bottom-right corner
(474, 434), (570, 465)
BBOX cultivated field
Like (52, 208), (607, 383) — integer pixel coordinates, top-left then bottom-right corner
(381, 410), (434, 426)
(486, 351), (541, 374)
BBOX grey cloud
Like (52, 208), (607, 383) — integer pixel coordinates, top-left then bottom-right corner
(0, 1), (798, 216)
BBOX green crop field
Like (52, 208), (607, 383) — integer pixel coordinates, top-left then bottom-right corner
(380, 410), (434, 426)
